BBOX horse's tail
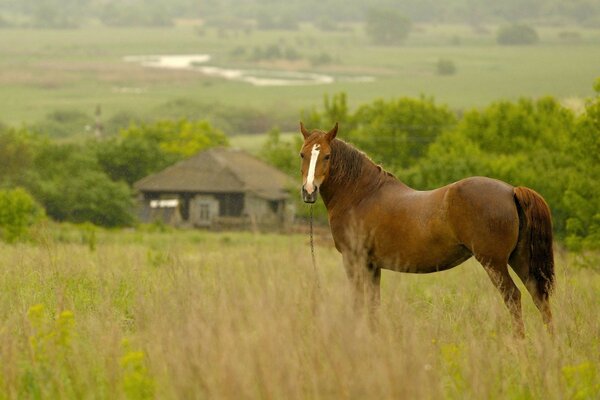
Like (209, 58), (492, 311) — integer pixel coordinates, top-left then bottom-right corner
(513, 187), (555, 299)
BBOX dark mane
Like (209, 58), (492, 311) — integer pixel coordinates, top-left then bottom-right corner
(328, 139), (394, 187)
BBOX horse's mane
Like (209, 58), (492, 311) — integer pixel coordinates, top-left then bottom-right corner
(328, 139), (395, 188)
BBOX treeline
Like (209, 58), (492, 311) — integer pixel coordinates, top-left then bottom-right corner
(1, 82), (599, 252)
(0, 120), (227, 240)
(262, 82), (600, 251)
(1, 0), (599, 28)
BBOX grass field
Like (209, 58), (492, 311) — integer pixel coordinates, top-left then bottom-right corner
(1, 225), (598, 398)
(1, 23), (599, 130)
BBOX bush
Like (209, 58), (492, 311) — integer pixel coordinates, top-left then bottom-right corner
(365, 8), (411, 45)
(496, 23), (539, 45)
(436, 59), (457, 75)
(31, 110), (94, 138)
(0, 188), (44, 242)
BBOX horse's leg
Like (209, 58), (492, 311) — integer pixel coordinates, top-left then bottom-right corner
(342, 253), (365, 313)
(342, 254), (381, 323)
(509, 251), (554, 335)
(478, 257), (525, 338)
(367, 263), (381, 328)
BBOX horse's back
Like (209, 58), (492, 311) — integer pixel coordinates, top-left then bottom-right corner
(444, 177), (519, 262)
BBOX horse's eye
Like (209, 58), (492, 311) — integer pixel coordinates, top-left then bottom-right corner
(300, 153), (304, 159)
(324, 154), (331, 160)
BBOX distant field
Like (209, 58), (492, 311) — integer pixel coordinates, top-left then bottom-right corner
(0, 226), (598, 398)
(0, 23), (599, 130)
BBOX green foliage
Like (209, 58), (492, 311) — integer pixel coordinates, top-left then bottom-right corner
(301, 92), (351, 131)
(564, 82), (600, 249)
(100, 2), (173, 27)
(496, 23), (540, 45)
(96, 119), (228, 185)
(21, 304), (78, 398)
(0, 187), (44, 242)
(25, 0), (82, 28)
(31, 109), (94, 138)
(120, 339), (155, 400)
(260, 127), (302, 177)
(436, 59), (457, 75)
(349, 96), (457, 169)
(28, 143), (135, 227)
(0, 126), (42, 186)
(365, 8), (411, 45)
(562, 361), (600, 400)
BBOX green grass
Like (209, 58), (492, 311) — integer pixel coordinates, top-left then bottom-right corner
(0, 225), (599, 398)
(0, 23), (599, 129)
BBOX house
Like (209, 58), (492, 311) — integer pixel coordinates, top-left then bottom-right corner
(133, 147), (295, 229)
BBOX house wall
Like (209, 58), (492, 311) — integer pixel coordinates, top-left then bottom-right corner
(244, 194), (287, 226)
(189, 195), (220, 227)
(137, 191), (291, 230)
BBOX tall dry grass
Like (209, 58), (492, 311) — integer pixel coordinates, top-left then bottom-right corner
(0, 227), (598, 399)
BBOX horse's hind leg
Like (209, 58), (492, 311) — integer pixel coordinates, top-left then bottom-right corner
(478, 257), (525, 338)
(509, 251), (554, 335)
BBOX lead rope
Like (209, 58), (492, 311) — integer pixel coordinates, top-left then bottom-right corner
(309, 205), (320, 290)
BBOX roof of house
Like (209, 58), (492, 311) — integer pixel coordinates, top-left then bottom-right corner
(133, 147), (293, 200)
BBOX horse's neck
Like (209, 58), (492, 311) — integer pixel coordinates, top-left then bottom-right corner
(321, 152), (396, 213)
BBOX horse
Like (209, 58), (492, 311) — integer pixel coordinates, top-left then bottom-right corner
(299, 122), (554, 336)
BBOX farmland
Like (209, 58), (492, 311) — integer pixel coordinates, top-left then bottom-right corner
(0, 225), (598, 398)
(0, 23), (599, 130)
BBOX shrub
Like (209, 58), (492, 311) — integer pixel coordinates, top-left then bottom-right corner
(496, 23), (539, 45)
(0, 187), (44, 243)
(365, 8), (411, 45)
(436, 59), (457, 75)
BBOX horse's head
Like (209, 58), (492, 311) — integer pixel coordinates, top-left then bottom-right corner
(299, 122), (338, 203)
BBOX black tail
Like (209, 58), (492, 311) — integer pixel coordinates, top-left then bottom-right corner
(513, 187), (555, 299)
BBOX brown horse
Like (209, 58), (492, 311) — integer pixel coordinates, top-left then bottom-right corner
(299, 122), (554, 336)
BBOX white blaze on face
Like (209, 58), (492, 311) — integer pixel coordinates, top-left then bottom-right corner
(305, 144), (321, 194)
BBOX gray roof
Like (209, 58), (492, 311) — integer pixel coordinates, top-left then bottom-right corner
(134, 147), (293, 200)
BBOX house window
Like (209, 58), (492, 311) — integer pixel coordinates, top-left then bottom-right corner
(216, 193), (244, 217)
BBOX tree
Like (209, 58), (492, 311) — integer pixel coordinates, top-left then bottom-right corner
(259, 127), (302, 177)
(0, 187), (44, 242)
(349, 97), (456, 170)
(96, 119), (229, 185)
(0, 126), (42, 186)
(564, 79), (600, 249)
(27, 142), (135, 227)
(365, 8), (411, 45)
(496, 23), (539, 45)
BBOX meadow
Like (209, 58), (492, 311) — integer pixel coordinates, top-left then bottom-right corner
(1, 23), (599, 129)
(0, 225), (598, 399)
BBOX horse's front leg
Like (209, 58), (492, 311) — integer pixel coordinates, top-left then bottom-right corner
(342, 253), (381, 322)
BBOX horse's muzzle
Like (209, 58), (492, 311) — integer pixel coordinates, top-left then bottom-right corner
(301, 185), (318, 203)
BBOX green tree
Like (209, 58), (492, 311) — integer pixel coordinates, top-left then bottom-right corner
(564, 79), (600, 249)
(259, 127), (302, 177)
(365, 8), (411, 45)
(0, 126), (42, 186)
(0, 187), (44, 242)
(349, 96), (456, 170)
(496, 23), (539, 45)
(97, 119), (229, 185)
(28, 143), (135, 227)
(300, 92), (351, 132)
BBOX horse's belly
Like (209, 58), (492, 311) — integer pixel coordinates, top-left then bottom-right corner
(374, 243), (472, 274)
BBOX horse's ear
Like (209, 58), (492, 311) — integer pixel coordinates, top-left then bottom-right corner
(326, 122), (338, 141)
(300, 122), (311, 139)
